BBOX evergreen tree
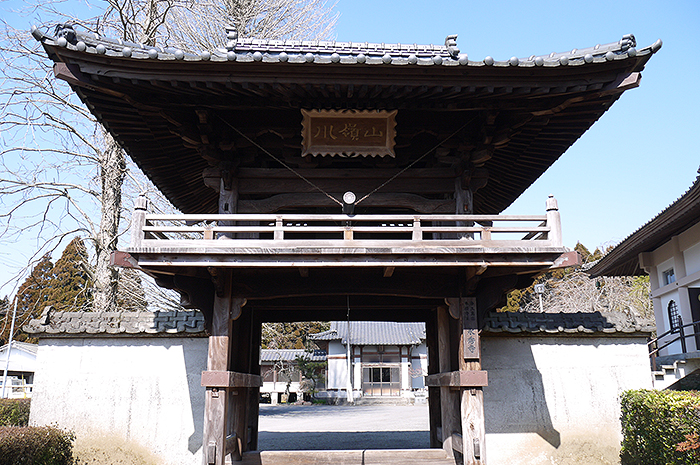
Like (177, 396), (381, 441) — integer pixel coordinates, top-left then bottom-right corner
(15, 254), (54, 317)
(261, 322), (330, 349)
(4, 254), (54, 344)
(49, 237), (92, 312)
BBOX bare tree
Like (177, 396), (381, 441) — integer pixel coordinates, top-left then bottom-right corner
(522, 270), (653, 322)
(0, 0), (337, 318)
(166, 0), (338, 52)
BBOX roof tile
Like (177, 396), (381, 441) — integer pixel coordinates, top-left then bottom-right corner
(24, 309), (207, 337)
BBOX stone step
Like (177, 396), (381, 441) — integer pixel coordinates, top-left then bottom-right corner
(240, 449), (455, 465)
(354, 396), (413, 406)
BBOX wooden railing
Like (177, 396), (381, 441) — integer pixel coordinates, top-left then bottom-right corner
(131, 213), (555, 244)
(129, 195), (563, 250)
(648, 317), (700, 371)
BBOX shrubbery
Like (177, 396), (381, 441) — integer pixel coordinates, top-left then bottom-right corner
(0, 425), (75, 465)
(0, 398), (31, 426)
(621, 389), (700, 464)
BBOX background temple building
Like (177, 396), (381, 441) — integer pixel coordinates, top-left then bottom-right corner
(309, 321), (428, 400)
(27, 22), (661, 465)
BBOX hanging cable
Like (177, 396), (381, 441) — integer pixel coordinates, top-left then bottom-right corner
(216, 115), (343, 207)
(346, 295), (354, 404)
(217, 114), (475, 210)
(355, 117), (476, 206)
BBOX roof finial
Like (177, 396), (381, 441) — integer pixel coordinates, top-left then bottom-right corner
(226, 25), (238, 51)
(445, 34), (460, 57)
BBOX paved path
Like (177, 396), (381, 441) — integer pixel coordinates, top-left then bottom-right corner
(258, 403), (430, 450)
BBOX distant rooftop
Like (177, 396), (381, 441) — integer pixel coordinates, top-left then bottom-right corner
(260, 349), (327, 362)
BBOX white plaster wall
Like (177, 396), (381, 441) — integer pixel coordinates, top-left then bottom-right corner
(30, 337), (207, 465)
(684, 241), (700, 276)
(411, 343), (427, 390)
(482, 336), (652, 465)
(0, 345), (36, 373)
(325, 340), (347, 389)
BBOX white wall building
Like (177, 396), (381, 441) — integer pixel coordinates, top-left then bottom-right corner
(260, 348), (327, 403)
(309, 321), (428, 401)
(590, 169), (700, 388)
(0, 341), (37, 398)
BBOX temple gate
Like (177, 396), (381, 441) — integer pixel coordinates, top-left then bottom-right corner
(34, 24), (660, 464)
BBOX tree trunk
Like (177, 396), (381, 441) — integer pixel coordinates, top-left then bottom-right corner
(93, 134), (126, 312)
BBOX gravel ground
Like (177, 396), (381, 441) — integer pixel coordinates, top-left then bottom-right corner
(258, 403), (430, 450)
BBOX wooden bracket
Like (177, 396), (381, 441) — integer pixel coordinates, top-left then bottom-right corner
(231, 297), (246, 320)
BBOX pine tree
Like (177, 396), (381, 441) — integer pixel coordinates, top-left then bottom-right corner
(48, 237), (92, 312)
(262, 322), (330, 349)
(15, 254), (54, 317)
(4, 254), (54, 344)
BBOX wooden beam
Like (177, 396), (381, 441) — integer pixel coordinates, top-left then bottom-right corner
(201, 371), (263, 388)
(425, 371), (488, 388)
(235, 168), (457, 195)
(238, 193), (455, 214)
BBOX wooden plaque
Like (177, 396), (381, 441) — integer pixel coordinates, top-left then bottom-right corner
(301, 109), (397, 158)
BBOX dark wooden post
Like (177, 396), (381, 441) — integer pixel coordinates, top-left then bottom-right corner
(437, 305), (460, 458)
(247, 313), (262, 451)
(426, 311), (442, 448)
(228, 299), (252, 459)
(459, 297), (486, 465)
(202, 273), (234, 465)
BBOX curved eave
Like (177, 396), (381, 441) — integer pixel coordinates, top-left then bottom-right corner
(34, 26), (661, 215)
(589, 173), (700, 277)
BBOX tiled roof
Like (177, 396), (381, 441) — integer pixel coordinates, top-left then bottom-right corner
(33, 25), (658, 70)
(309, 321), (426, 345)
(261, 349), (327, 362)
(483, 311), (655, 335)
(588, 169), (700, 277)
(31, 24), (661, 218)
(23, 309), (206, 337)
(0, 341), (38, 356)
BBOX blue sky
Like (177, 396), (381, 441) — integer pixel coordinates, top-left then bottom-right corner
(333, 0), (700, 252)
(1, 0), (699, 294)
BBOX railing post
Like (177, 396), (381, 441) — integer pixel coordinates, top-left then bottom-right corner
(546, 195), (562, 247)
(130, 195), (148, 248)
(274, 217), (284, 241)
(680, 316), (687, 353)
(412, 218), (421, 241)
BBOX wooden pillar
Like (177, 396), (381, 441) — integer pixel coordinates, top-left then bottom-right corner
(437, 306), (460, 458)
(426, 311), (442, 448)
(247, 312), (262, 451)
(202, 274), (234, 465)
(459, 297), (485, 465)
(228, 302), (252, 458)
